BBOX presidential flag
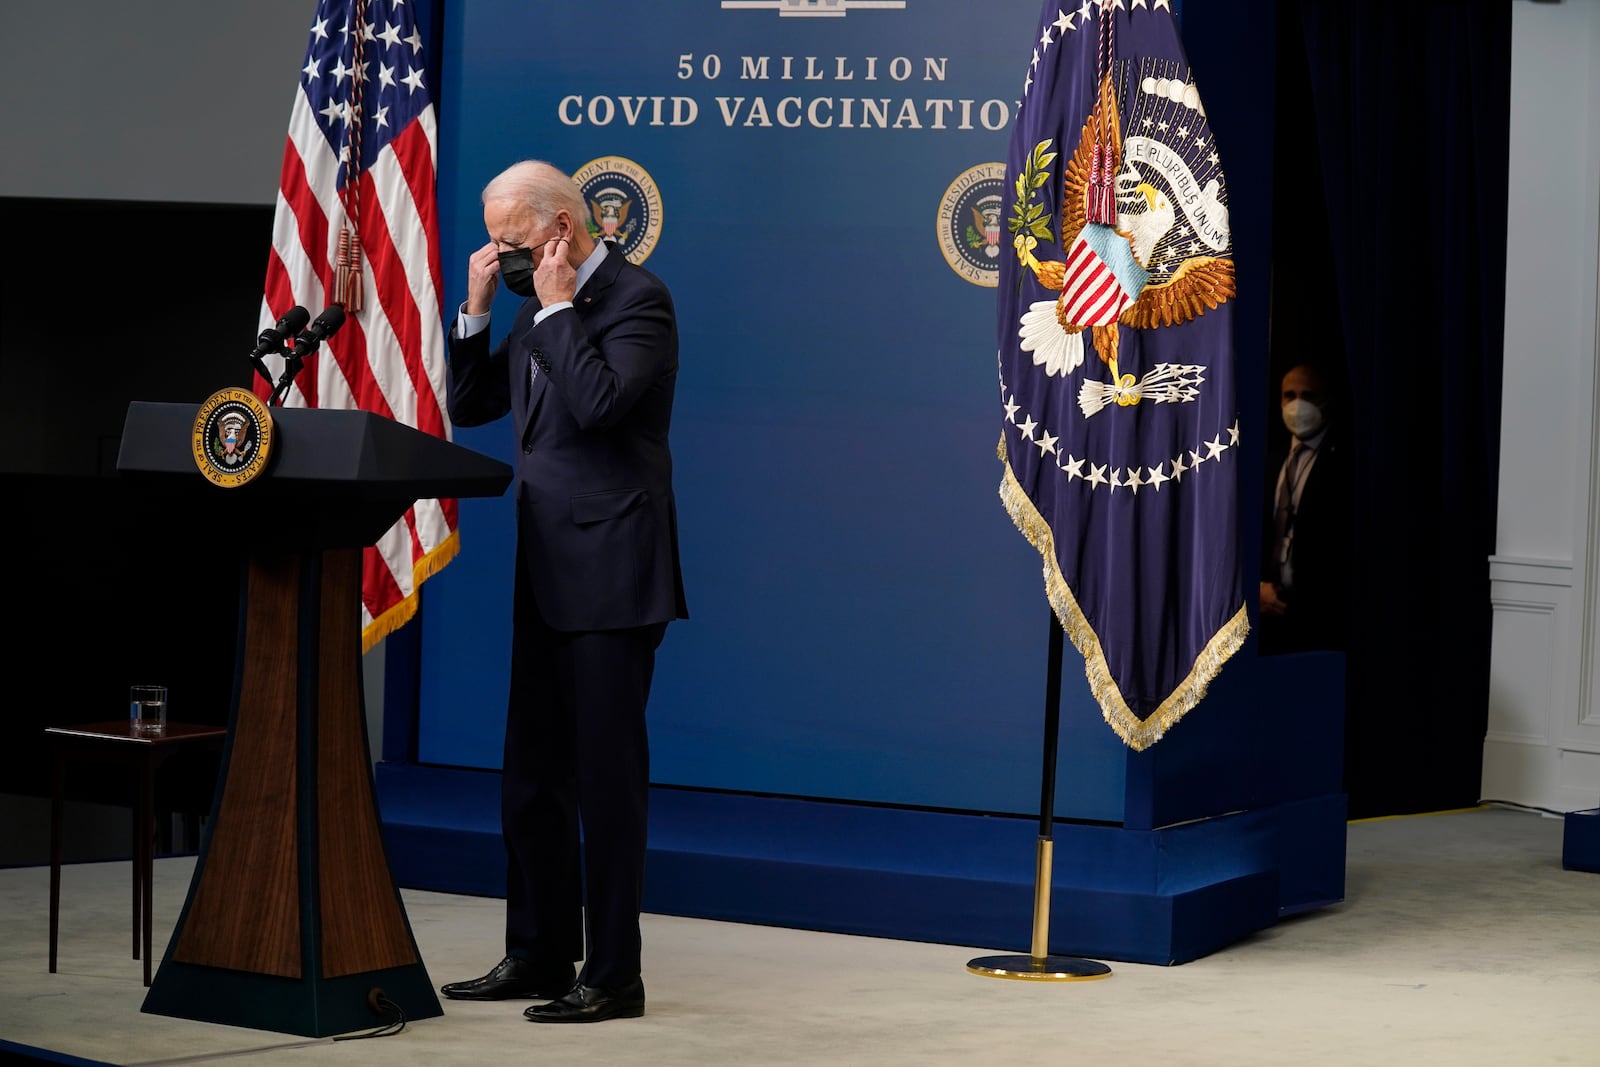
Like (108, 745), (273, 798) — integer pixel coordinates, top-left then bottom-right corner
(258, 0), (456, 652)
(997, 0), (1246, 750)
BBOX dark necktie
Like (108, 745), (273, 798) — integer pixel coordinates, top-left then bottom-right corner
(1273, 443), (1308, 565)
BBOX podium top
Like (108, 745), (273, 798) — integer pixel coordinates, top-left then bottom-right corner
(116, 401), (512, 548)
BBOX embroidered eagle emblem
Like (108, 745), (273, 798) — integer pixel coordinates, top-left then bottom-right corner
(1012, 71), (1236, 415)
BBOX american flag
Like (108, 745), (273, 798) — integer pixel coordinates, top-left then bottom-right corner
(257, 0), (456, 652)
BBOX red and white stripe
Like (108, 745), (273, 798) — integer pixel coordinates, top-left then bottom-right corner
(1059, 231), (1134, 326)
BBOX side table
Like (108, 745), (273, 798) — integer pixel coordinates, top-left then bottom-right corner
(46, 721), (227, 986)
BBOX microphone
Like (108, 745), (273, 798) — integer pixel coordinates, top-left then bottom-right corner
(251, 306), (310, 359)
(288, 305), (347, 359)
(269, 305), (350, 406)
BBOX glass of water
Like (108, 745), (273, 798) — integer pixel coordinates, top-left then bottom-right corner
(130, 684), (168, 736)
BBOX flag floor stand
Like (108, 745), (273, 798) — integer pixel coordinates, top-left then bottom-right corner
(967, 613), (1113, 983)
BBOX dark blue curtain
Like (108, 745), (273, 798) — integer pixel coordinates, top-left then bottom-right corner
(1273, 1), (1510, 817)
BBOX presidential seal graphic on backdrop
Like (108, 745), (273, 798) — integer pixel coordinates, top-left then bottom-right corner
(192, 387), (274, 488)
(937, 162), (1006, 287)
(575, 157), (663, 264)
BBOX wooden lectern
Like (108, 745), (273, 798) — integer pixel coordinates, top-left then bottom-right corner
(116, 401), (511, 1038)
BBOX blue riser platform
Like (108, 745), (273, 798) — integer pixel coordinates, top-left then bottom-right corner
(1564, 808), (1600, 874)
(375, 763), (1345, 966)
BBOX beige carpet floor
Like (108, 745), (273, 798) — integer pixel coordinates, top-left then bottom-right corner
(1, 805), (1596, 1066)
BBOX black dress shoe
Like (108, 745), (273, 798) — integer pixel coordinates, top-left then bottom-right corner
(440, 956), (576, 1001)
(523, 979), (646, 1023)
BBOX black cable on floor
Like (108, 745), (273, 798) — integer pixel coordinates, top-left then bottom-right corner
(333, 993), (407, 1041)
(1479, 798), (1573, 818)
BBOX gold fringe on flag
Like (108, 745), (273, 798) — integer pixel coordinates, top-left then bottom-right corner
(335, 0), (367, 315)
(996, 433), (1249, 751)
(360, 528), (461, 654)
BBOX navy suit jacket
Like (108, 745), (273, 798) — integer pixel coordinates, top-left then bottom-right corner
(446, 243), (688, 632)
(1261, 433), (1351, 652)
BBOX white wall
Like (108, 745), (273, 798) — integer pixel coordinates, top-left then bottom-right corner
(1485, 0), (1600, 814)
(0, 3), (309, 205)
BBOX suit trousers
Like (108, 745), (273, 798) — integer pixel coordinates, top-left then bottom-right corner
(501, 549), (666, 989)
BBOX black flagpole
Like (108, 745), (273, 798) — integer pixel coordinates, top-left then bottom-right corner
(967, 609), (1113, 981)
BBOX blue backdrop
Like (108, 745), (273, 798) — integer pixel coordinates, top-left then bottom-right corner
(416, 0), (1139, 819)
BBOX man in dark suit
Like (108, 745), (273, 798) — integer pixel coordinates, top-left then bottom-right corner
(438, 159), (688, 1023)
(1259, 361), (1351, 655)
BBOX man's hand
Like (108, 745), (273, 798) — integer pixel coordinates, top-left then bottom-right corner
(534, 236), (577, 307)
(1259, 580), (1288, 618)
(465, 241), (500, 316)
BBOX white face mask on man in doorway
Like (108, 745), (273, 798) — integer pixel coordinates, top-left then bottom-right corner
(1281, 398), (1325, 439)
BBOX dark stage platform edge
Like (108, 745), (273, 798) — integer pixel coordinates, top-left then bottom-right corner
(374, 764), (1346, 967)
(1564, 808), (1600, 874)
(0, 1039), (118, 1067)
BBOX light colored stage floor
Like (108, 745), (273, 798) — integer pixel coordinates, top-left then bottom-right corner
(1, 806), (1595, 1066)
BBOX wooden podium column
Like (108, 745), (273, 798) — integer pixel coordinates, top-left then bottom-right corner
(313, 548), (420, 979)
(142, 547), (442, 1037)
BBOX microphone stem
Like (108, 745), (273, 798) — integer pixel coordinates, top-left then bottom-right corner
(250, 356), (275, 389)
(270, 357), (300, 406)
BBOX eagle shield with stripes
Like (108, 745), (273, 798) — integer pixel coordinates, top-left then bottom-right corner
(1011, 61), (1235, 418)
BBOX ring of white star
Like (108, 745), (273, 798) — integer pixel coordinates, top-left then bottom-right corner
(1000, 379), (1241, 495)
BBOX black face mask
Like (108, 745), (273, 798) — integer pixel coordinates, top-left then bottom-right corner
(497, 248), (537, 297)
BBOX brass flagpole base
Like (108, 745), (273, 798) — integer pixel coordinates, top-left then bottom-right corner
(966, 837), (1112, 983)
(965, 954), (1112, 981)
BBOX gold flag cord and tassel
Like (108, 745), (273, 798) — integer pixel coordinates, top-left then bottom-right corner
(1084, 11), (1119, 226)
(333, 0), (368, 314)
(334, 228), (364, 313)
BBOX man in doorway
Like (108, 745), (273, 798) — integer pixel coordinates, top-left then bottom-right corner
(1259, 361), (1351, 655)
